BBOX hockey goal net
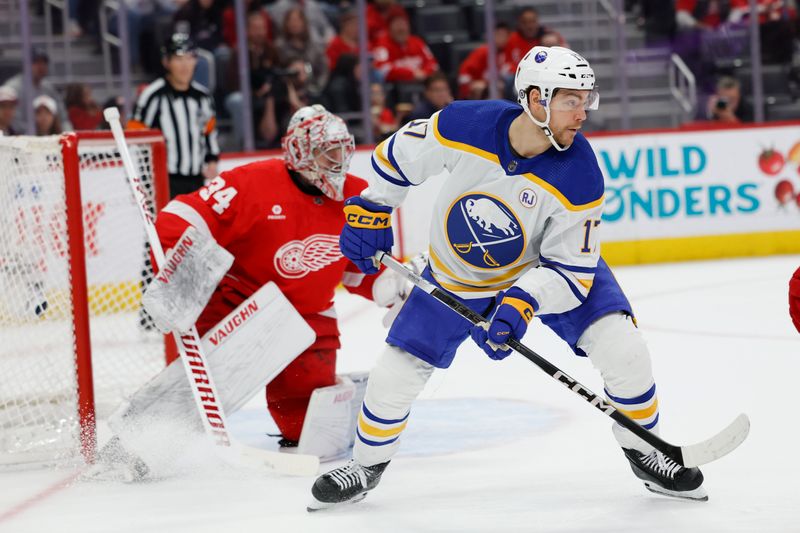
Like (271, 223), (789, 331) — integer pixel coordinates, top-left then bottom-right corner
(0, 131), (176, 467)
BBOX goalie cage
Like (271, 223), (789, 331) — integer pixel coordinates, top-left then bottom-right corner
(0, 131), (178, 468)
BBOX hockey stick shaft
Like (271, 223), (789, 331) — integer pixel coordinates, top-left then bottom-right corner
(103, 108), (319, 475)
(377, 252), (749, 467)
(105, 107), (233, 447)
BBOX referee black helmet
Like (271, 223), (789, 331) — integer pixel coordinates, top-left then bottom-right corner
(162, 32), (197, 58)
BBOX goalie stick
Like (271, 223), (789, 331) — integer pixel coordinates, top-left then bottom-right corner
(375, 251), (750, 468)
(103, 107), (319, 476)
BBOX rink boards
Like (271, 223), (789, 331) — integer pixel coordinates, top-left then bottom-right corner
(221, 120), (800, 265)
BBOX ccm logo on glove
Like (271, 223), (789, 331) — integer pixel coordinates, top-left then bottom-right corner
(344, 204), (391, 228)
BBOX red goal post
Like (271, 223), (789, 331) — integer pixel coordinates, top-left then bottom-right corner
(0, 130), (177, 467)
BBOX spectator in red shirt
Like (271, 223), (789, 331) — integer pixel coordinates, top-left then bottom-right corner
(675, 0), (732, 29)
(457, 22), (512, 100)
(505, 7), (566, 68)
(367, 0), (408, 44)
(65, 83), (102, 131)
(327, 10), (360, 73)
(372, 13), (438, 83)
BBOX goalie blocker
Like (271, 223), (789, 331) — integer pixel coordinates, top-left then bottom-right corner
(142, 225), (234, 334)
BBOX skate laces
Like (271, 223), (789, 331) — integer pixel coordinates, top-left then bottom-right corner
(641, 450), (682, 479)
(327, 459), (368, 491)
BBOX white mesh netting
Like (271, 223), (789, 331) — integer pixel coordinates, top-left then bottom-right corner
(0, 134), (168, 466)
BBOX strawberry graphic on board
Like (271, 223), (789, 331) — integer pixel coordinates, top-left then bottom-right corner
(775, 179), (795, 205)
(758, 148), (785, 176)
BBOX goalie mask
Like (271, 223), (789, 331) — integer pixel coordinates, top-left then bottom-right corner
(514, 46), (599, 152)
(282, 105), (355, 201)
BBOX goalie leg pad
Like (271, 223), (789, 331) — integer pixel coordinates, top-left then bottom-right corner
(108, 282), (315, 449)
(578, 312), (660, 452)
(295, 371), (369, 462)
(266, 346), (337, 442)
(353, 345), (434, 467)
(345, 371), (369, 440)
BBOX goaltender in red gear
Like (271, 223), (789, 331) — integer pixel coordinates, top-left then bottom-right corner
(153, 105), (386, 444)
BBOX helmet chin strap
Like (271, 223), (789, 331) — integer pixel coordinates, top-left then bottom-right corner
(524, 103), (569, 153)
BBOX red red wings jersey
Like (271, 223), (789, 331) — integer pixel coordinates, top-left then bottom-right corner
(155, 158), (372, 326)
(372, 34), (439, 82)
(504, 30), (566, 68)
(457, 44), (514, 98)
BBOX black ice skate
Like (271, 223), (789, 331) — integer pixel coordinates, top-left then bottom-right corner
(622, 448), (707, 501)
(307, 459), (389, 511)
(277, 437), (298, 449)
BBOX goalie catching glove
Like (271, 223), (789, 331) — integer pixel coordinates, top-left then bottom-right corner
(340, 196), (393, 274)
(470, 287), (538, 360)
(142, 226), (234, 333)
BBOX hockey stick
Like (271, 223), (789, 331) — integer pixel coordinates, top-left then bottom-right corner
(103, 107), (319, 476)
(376, 251), (750, 468)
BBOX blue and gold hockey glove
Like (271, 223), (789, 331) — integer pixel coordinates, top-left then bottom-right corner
(340, 196), (393, 274)
(470, 287), (538, 360)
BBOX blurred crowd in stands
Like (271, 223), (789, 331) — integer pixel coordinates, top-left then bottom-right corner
(634, 0), (799, 123)
(1, 0), (798, 148)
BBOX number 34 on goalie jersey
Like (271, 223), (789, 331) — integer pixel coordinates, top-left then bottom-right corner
(200, 176), (238, 215)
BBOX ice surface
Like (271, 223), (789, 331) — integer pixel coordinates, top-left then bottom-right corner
(2, 255), (799, 532)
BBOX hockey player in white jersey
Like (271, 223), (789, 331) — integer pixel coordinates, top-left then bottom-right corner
(308, 46), (707, 510)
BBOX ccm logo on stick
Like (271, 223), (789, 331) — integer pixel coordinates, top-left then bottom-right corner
(553, 370), (615, 415)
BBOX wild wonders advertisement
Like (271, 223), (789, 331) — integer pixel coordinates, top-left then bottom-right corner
(590, 124), (800, 241)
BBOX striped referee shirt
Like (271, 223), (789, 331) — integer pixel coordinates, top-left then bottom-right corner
(129, 78), (220, 177)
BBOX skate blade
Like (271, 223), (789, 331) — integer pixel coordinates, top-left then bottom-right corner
(643, 481), (708, 502)
(306, 492), (368, 512)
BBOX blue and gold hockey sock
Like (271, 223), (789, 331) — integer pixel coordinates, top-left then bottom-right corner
(607, 383), (659, 431)
(353, 402), (409, 466)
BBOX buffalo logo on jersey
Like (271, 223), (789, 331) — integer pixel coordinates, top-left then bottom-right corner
(445, 193), (524, 269)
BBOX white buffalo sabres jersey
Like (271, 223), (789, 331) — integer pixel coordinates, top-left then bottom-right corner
(363, 100), (605, 316)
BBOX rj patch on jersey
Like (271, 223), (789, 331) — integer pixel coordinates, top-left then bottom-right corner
(444, 193), (525, 269)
